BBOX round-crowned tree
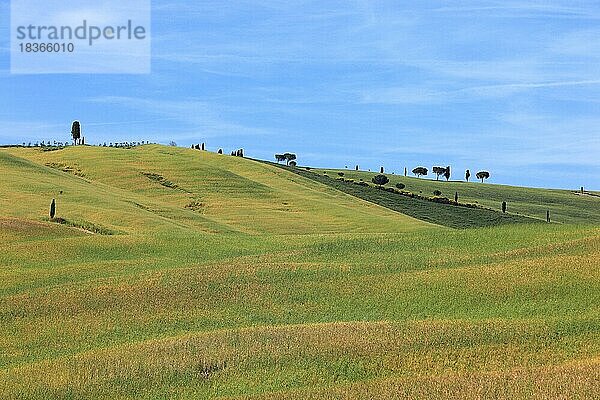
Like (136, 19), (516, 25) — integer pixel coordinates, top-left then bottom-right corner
(283, 153), (296, 165)
(412, 167), (428, 178)
(433, 166), (446, 181)
(476, 171), (490, 183)
(372, 174), (389, 186)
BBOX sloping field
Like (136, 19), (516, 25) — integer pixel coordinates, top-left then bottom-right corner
(312, 167), (600, 225)
(1, 145), (599, 399)
(267, 163), (539, 229)
(1, 146), (427, 235)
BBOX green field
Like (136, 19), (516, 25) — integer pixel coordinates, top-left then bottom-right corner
(265, 163), (541, 229)
(311, 167), (600, 225)
(1, 145), (599, 399)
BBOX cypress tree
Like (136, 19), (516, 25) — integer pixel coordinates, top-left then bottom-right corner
(71, 121), (81, 144)
(50, 199), (56, 219)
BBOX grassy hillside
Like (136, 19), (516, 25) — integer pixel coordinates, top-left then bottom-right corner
(0, 146), (427, 235)
(265, 162), (539, 229)
(312, 167), (600, 225)
(1, 145), (599, 399)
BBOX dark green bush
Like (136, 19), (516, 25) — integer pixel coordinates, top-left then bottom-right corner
(372, 174), (389, 186)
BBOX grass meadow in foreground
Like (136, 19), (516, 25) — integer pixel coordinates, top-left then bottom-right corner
(0, 146), (599, 399)
(1, 222), (599, 399)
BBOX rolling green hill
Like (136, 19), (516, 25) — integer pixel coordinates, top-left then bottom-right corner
(0, 146), (428, 235)
(311, 167), (600, 225)
(1, 145), (599, 399)
(265, 162), (540, 229)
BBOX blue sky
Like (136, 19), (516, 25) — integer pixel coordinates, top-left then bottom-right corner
(1, 0), (599, 189)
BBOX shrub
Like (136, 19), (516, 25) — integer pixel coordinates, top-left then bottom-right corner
(430, 196), (451, 204)
(433, 190), (442, 196)
(395, 183), (406, 190)
(372, 174), (389, 186)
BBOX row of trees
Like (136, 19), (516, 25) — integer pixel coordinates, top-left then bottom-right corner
(367, 175), (548, 220)
(410, 166), (490, 183)
(190, 142), (244, 156)
(102, 142), (148, 148)
(17, 140), (153, 148)
(72, 121), (162, 148)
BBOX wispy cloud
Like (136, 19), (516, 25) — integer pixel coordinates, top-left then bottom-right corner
(1, 0), (599, 188)
(550, 28), (600, 58)
(361, 80), (600, 105)
(0, 120), (71, 142)
(87, 96), (275, 138)
(432, 1), (600, 19)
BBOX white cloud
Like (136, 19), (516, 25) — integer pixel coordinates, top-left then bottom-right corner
(87, 96), (275, 138)
(432, 1), (600, 19)
(360, 80), (600, 105)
